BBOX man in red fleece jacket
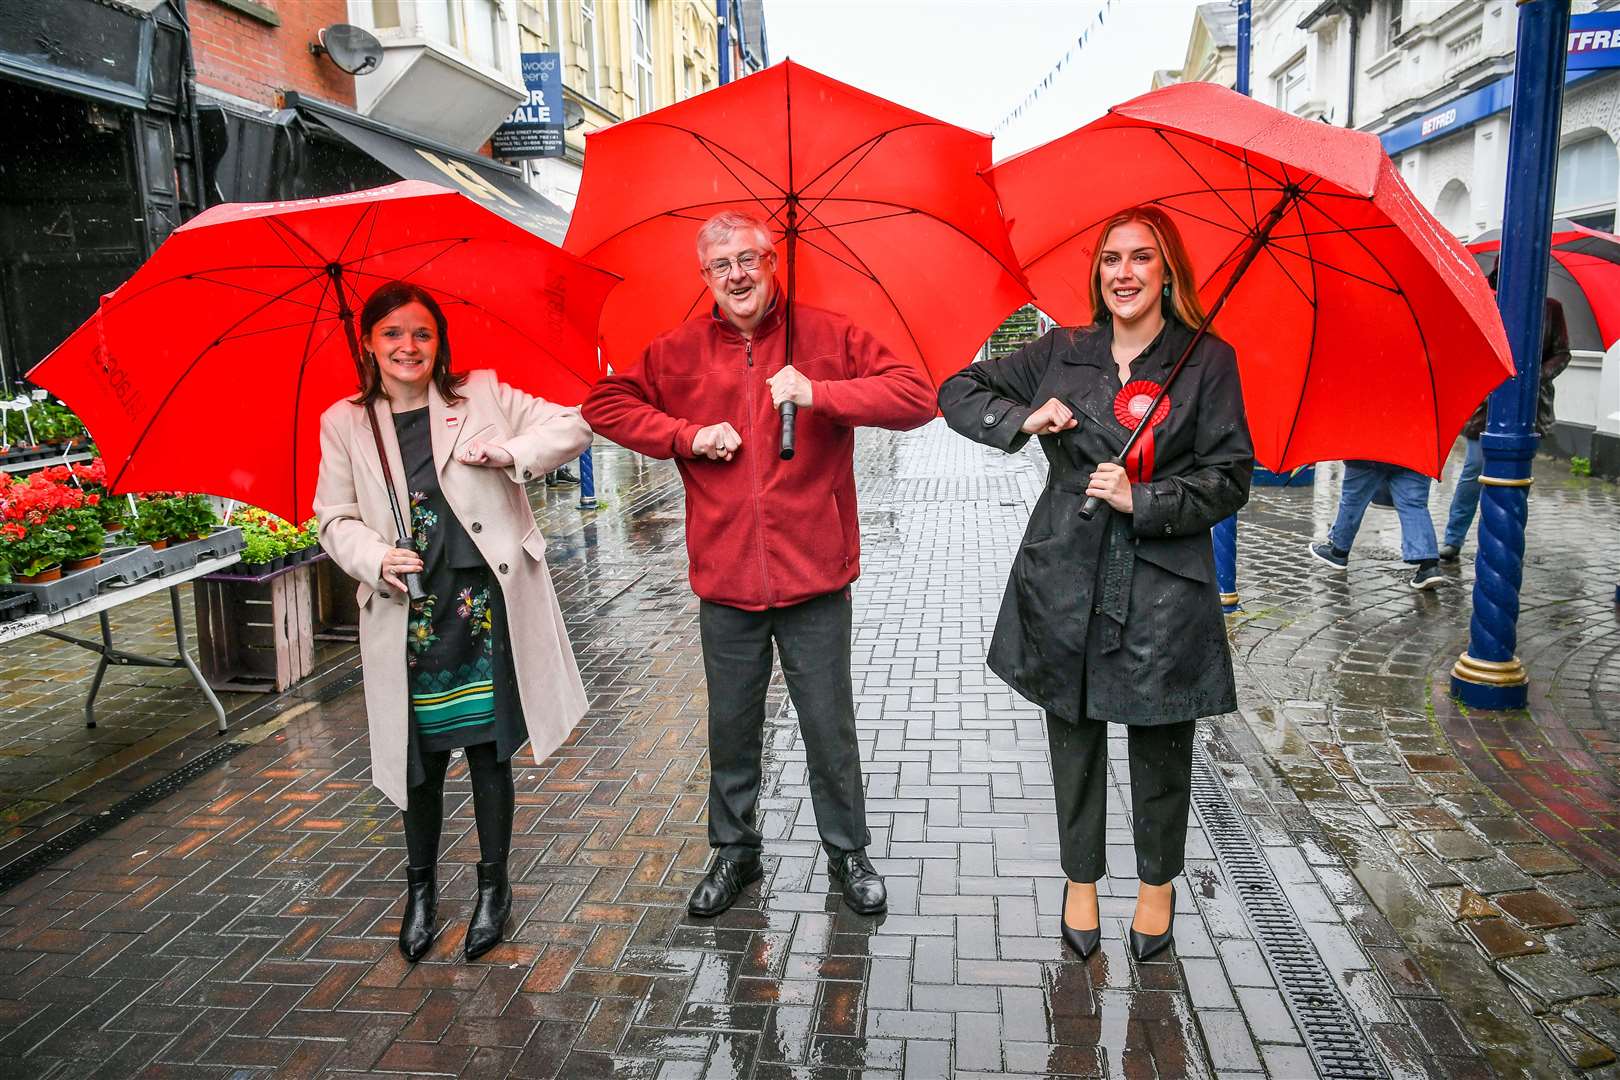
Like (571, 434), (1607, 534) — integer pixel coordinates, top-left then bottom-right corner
(582, 210), (936, 917)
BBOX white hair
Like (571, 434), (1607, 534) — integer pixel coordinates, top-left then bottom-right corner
(696, 210), (774, 262)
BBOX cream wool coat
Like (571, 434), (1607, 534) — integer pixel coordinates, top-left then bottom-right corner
(314, 370), (591, 809)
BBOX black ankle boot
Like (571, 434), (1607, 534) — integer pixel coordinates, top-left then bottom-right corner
(398, 865), (437, 962)
(464, 861), (511, 961)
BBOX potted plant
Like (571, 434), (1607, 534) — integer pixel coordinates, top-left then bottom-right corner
(0, 519), (70, 583)
(173, 495), (220, 542)
(238, 528), (280, 573)
(132, 494), (179, 549)
(58, 496), (106, 571)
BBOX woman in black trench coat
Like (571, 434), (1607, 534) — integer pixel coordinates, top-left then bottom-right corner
(939, 206), (1253, 960)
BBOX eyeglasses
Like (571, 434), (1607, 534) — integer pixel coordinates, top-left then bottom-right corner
(702, 250), (772, 279)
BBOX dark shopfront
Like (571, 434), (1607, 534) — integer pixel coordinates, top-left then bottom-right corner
(199, 93), (569, 242)
(0, 0), (203, 391)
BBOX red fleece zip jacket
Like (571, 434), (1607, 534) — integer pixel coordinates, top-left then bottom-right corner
(581, 301), (937, 610)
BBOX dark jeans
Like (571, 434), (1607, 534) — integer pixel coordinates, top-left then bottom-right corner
(1046, 714), (1195, 886)
(1329, 462), (1438, 563)
(700, 589), (869, 862)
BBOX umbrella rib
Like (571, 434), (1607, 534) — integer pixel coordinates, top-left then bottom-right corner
(91, 265), (333, 316)
(572, 199), (786, 260)
(792, 229), (883, 285)
(1257, 245), (1317, 307)
(331, 202), (380, 271)
(687, 134), (783, 220)
(1162, 129), (1289, 192)
(791, 231), (930, 365)
(178, 274), (335, 312)
(1018, 185), (1262, 273)
(1264, 245), (1401, 293)
(262, 216), (323, 274)
(797, 208), (916, 233)
(290, 273), (340, 521)
(1269, 222), (1399, 241)
(797, 122), (940, 197)
(631, 121), (788, 198)
(1291, 190), (1403, 291)
(266, 216), (332, 267)
(800, 196), (1027, 284)
(1302, 187), (1444, 469)
(1152, 129), (1256, 233)
(211, 314), (343, 345)
(348, 238), (473, 294)
(1276, 191), (1323, 467)
(107, 265), (333, 496)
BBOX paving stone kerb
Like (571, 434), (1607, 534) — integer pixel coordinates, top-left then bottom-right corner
(0, 425), (1610, 1077)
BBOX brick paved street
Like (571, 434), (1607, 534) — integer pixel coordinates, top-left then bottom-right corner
(0, 425), (1614, 1077)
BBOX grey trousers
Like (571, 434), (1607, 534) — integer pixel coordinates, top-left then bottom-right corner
(1046, 714), (1196, 886)
(700, 589), (870, 861)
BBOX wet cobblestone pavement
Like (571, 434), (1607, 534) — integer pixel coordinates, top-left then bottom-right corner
(0, 423), (1614, 1077)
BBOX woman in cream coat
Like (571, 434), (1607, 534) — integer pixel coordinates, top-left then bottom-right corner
(315, 280), (590, 963)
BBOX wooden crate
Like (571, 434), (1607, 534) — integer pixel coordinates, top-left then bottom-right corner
(311, 557), (361, 642)
(193, 563), (316, 693)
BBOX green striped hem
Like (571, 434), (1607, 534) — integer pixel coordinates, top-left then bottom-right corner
(412, 679), (496, 734)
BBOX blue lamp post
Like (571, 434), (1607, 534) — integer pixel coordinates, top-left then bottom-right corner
(1211, 0), (1253, 614)
(1451, 0), (1572, 710)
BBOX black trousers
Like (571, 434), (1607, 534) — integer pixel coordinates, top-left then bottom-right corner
(1046, 714), (1195, 886)
(401, 743), (515, 868)
(700, 589), (869, 861)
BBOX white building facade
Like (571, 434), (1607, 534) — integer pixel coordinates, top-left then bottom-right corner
(1237, 0), (1620, 473)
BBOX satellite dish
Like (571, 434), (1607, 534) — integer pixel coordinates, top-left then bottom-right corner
(312, 24), (383, 76)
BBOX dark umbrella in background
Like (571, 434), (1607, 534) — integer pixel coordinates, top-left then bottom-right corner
(1468, 218), (1620, 351)
(989, 82), (1514, 517)
(564, 59), (1032, 459)
(30, 181), (619, 597)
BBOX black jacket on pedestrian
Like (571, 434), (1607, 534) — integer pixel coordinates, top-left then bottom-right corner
(938, 318), (1254, 727)
(1462, 297), (1570, 440)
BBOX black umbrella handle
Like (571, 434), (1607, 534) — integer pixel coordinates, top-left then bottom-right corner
(1078, 493), (1105, 521)
(780, 401), (797, 460)
(397, 540), (428, 603)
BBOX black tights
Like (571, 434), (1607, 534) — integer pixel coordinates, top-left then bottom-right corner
(401, 743), (515, 867)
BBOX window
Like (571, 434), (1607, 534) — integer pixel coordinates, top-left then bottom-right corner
(1274, 57), (1307, 114)
(372, 0), (401, 29)
(1381, 0), (1403, 52)
(1555, 133), (1620, 221)
(580, 0), (600, 100)
(419, 0), (458, 48)
(1434, 180), (1471, 238)
(632, 0), (655, 115)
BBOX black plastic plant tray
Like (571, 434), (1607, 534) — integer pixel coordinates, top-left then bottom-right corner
(152, 526), (244, 577)
(98, 544), (166, 588)
(0, 593), (32, 623)
(0, 564), (106, 614)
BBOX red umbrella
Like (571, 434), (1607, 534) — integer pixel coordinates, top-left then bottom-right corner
(29, 181), (618, 528)
(989, 82), (1514, 479)
(564, 59), (1031, 454)
(1469, 218), (1620, 352)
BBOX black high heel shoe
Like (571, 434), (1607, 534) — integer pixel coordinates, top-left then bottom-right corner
(1061, 880), (1101, 958)
(1129, 883), (1176, 961)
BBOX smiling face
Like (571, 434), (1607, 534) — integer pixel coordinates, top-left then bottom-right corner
(699, 224), (777, 333)
(1097, 220), (1168, 327)
(364, 301), (439, 398)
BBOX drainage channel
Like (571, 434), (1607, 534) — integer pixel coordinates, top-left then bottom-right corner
(1189, 735), (1388, 1080)
(0, 739), (252, 893)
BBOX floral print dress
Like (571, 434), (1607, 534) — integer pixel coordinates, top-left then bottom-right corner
(391, 407), (521, 760)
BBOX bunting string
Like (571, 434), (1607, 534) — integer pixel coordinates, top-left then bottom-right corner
(994, 0), (1130, 136)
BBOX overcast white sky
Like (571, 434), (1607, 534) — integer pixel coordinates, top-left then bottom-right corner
(761, 0), (1210, 159)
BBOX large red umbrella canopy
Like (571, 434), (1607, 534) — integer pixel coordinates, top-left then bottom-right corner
(989, 82), (1513, 477)
(564, 59), (1031, 384)
(30, 181), (618, 522)
(1469, 218), (1620, 352)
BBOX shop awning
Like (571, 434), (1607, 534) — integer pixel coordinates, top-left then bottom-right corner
(286, 92), (569, 244)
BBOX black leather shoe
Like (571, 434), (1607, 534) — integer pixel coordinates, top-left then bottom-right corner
(1061, 881), (1100, 958)
(827, 849), (887, 915)
(1129, 884), (1176, 961)
(687, 855), (762, 917)
(398, 865), (437, 962)
(464, 861), (511, 961)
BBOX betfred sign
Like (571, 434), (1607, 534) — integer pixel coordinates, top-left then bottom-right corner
(1569, 12), (1620, 71)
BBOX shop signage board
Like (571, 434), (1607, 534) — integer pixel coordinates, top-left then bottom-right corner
(493, 52), (565, 159)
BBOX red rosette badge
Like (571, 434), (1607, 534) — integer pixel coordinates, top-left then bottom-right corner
(1113, 380), (1172, 481)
